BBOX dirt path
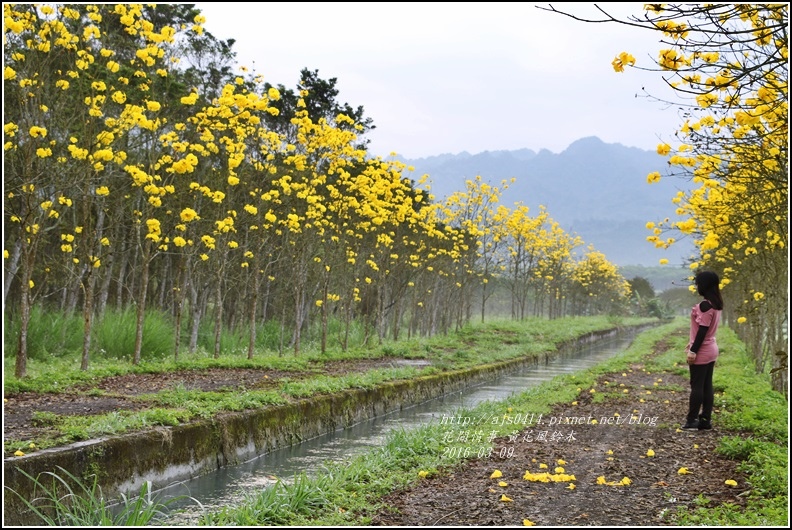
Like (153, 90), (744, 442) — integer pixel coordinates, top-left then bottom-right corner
(370, 359), (749, 526)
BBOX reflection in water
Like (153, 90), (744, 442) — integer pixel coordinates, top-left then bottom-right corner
(157, 331), (638, 524)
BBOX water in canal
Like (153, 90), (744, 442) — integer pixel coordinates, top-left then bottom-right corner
(157, 329), (641, 524)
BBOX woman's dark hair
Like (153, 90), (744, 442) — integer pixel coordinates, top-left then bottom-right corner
(695, 270), (724, 310)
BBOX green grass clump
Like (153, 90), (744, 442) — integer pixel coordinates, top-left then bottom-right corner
(93, 307), (175, 361)
(5, 466), (195, 526)
(4, 306), (84, 360)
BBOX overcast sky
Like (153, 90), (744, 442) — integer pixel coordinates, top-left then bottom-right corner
(193, 2), (685, 160)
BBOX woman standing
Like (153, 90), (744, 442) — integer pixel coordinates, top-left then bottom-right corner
(682, 270), (724, 430)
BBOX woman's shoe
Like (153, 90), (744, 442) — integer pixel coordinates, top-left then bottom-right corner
(698, 416), (712, 430)
(681, 419), (700, 430)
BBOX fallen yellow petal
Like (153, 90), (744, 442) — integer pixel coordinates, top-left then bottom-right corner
(418, 470), (428, 478)
(596, 475), (607, 485)
(566, 483), (576, 490)
(498, 481), (508, 487)
(539, 463), (548, 469)
(554, 467), (565, 473)
(606, 450), (613, 455)
(620, 476), (632, 485)
(725, 479), (738, 487)
(557, 459), (567, 465)
(646, 449), (655, 457)
(500, 494), (513, 502)
(523, 519), (535, 526)
(678, 467), (692, 475)
(14, 450), (25, 457)
(490, 469), (503, 479)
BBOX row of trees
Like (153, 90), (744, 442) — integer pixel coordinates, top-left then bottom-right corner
(545, 4), (788, 395)
(3, 4), (631, 378)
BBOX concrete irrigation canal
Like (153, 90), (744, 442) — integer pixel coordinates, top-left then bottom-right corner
(4, 325), (652, 525)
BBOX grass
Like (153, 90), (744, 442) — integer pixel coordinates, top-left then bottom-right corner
(192, 319), (787, 526)
(4, 466), (195, 526)
(5, 315), (653, 392)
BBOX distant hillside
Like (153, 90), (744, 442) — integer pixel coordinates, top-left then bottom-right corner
(398, 136), (696, 267)
(619, 264), (693, 293)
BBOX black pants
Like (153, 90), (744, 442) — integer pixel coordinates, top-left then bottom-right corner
(687, 361), (715, 422)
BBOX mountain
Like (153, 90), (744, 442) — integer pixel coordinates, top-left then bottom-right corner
(398, 136), (696, 267)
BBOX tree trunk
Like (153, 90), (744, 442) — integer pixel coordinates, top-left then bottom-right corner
(96, 256), (113, 315)
(15, 258), (32, 379)
(115, 257), (127, 309)
(320, 278), (328, 354)
(188, 281), (203, 353)
(293, 283), (303, 356)
(279, 303), (286, 356)
(247, 269), (260, 360)
(213, 273), (223, 359)
(133, 246), (151, 365)
(3, 238), (21, 306)
(343, 295), (352, 351)
(172, 256), (187, 360)
(481, 279), (487, 323)
(80, 270), (96, 371)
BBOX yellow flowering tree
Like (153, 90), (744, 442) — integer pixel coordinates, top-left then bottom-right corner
(4, 4), (652, 375)
(534, 219), (582, 319)
(499, 204), (551, 319)
(570, 247), (631, 315)
(439, 176), (511, 326)
(3, 4), (203, 373)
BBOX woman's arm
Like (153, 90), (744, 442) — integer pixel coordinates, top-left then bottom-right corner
(689, 324), (710, 354)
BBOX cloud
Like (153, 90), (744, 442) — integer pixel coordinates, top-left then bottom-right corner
(194, 2), (683, 158)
